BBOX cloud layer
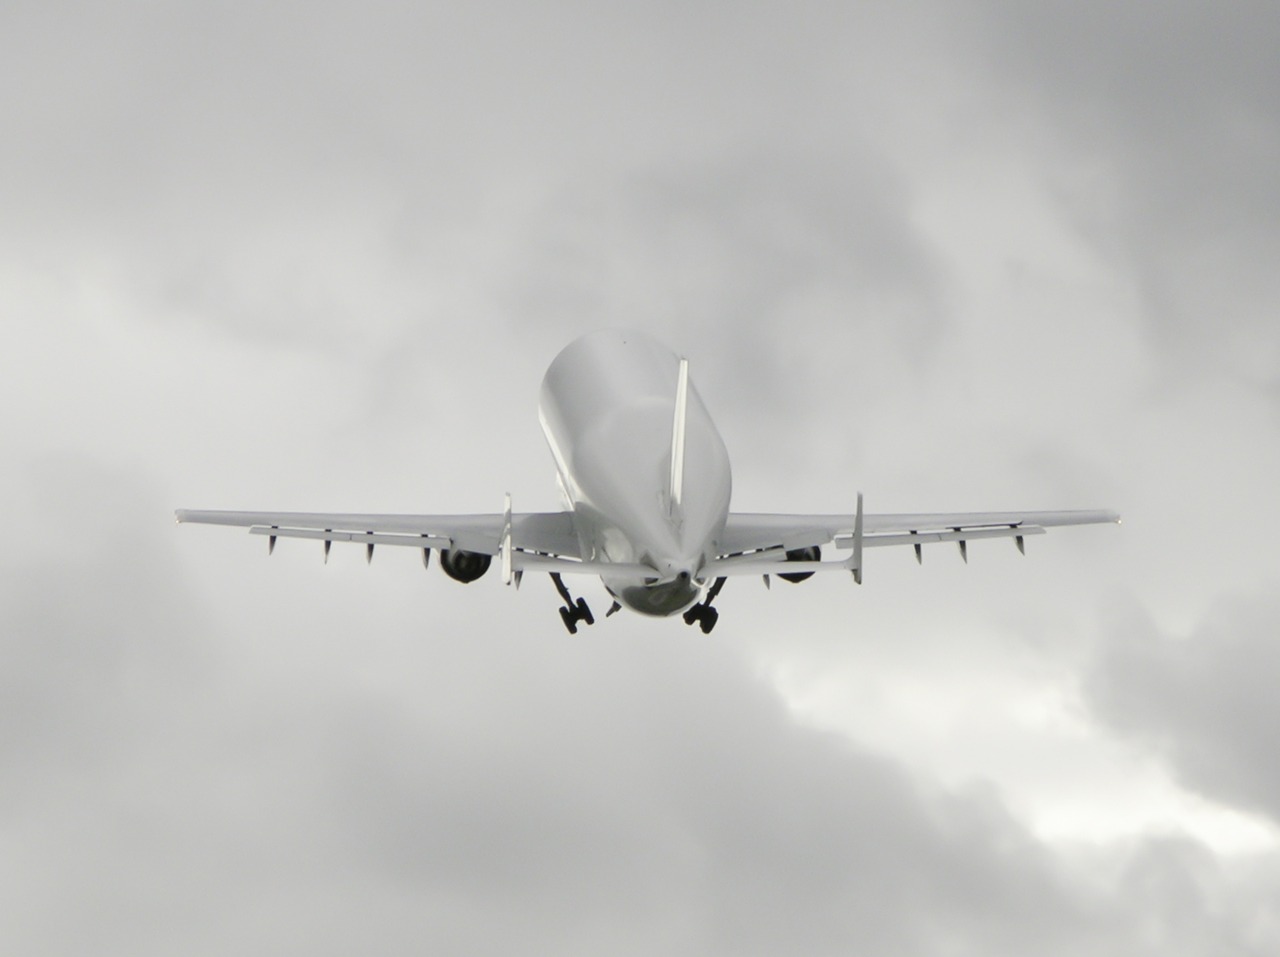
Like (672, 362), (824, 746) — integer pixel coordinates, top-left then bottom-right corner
(4, 1), (1279, 953)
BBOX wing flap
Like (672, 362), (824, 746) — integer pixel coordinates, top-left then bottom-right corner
(841, 525), (1047, 549)
(706, 525), (1048, 576)
(249, 526), (451, 549)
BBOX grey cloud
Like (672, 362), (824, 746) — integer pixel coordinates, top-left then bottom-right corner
(1115, 835), (1280, 955)
(502, 153), (942, 345)
(1, 2), (947, 356)
(972, 0), (1280, 386)
(476, 153), (945, 484)
(6, 1), (1280, 953)
(3, 1), (953, 471)
(1087, 589), (1280, 822)
(2, 463), (1276, 955)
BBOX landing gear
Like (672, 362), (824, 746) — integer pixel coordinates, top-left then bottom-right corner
(683, 603), (719, 634)
(682, 577), (726, 634)
(551, 573), (594, 634)
(559, 598), (594, 634)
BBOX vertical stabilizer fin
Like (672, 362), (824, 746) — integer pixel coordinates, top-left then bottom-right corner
(669, 357), (689, 518)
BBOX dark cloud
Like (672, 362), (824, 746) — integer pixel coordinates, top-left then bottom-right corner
(487, 153), (945, 426)
(5, 1), (1280, 952)
(1, 460), (1275, 954)
(1114, 835), (1279, 955)
(1087, 589), (1280, 822)
(972, 0), (1280, 387)
(319, 659), (1098, 956)
(3, 461), (1270, 954)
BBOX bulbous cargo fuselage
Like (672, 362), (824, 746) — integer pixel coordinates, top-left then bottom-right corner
(538, 331), (732, 616)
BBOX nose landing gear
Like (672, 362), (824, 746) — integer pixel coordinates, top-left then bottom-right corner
(550, 573), (595, 634)
(682, 577), (726, 634)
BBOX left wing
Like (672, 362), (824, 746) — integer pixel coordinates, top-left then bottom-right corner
(175, 507), (664, 581)
(175, 509), (582, 558)
(708, 498), (1119, 579)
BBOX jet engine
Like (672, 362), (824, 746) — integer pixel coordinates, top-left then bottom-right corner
(778, 545), (821, 583)
(439, 548), (492, 583)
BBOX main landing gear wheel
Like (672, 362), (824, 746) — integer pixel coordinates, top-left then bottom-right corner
(682, 577), (726, 634)
(682, 603), (720, 634)
(698, 606), (719, 633)
(551, 573), (594, 634)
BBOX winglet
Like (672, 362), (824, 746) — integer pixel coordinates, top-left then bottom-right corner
(501, 493), (514, 585)
(669, 357), (689, 520)
(850, 492), (863, 584)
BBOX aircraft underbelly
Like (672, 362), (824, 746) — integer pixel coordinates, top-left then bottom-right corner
(539, 331), (731, 615)
(603, 575), (702, 617)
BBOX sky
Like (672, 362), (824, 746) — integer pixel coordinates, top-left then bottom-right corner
(3, 1), (1279, 953)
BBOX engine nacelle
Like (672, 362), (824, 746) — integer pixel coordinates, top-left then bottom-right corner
(778, 545), (821, 583)
(439, 548), (492, 583)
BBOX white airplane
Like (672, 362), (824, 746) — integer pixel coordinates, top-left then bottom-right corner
(177, 330), (1119, 633)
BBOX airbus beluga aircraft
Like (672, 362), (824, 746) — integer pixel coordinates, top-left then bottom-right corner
(178, 330), (1119, 633)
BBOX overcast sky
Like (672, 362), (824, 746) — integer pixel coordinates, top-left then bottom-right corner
(3, 1), (1279, 953)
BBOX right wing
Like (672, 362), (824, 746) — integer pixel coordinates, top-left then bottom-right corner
(707, 499), (1119, 579)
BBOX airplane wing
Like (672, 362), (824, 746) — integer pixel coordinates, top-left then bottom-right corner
(175, 508), (583, 559)
(707, 501), (1119, 578)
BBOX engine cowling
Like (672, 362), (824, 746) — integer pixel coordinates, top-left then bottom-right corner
(439, 548), (492, 583)
(778, 545), (821, 583)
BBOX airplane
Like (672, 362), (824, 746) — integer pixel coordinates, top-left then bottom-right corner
(177, 330), (1119, 634)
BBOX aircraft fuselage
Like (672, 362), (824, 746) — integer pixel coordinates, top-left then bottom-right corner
(538, 331), (732, 616)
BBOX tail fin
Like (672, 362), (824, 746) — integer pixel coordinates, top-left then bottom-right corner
(669, 357), (689, 519)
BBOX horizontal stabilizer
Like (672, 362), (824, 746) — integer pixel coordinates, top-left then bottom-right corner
(511, 552), (658, 580)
